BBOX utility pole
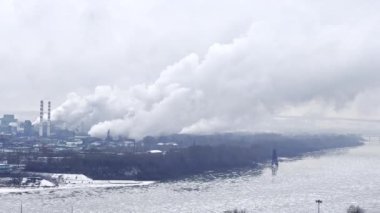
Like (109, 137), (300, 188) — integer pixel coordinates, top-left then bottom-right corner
(315, 200), (322, 213)
(20, 201), (23, 213)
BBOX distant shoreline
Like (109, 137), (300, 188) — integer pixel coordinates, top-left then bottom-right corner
(23, 134), (363, 181)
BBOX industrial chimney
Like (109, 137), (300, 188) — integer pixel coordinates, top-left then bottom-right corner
(47, 101), (51, 137)
(39, 100), (44, 137)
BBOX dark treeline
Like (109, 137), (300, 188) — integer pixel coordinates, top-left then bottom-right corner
(25, 134), (362, 180)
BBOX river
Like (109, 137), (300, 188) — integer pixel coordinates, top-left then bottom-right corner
(0, 142), (379, 213)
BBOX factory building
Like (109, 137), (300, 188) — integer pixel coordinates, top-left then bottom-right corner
(0, 114), (17, 126)
(0, 114), (36, 136)
(0, 114), (18, 135)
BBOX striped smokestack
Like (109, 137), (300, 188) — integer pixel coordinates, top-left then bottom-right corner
(39, 100), (44, 137)
(47, 101), (51, 137)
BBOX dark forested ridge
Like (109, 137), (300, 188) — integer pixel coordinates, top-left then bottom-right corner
(25, 134), (362, 180)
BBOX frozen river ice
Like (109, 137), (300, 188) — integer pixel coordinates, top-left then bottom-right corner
(0, 142), (379, 213)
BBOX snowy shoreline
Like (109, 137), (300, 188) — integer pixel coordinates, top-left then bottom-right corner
(0, 173), (155, 194)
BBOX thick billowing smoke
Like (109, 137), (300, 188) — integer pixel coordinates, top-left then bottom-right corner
(53, 1), (380, 138)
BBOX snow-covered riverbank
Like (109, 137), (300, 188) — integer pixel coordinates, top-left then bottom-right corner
(0, 173), (154, 194)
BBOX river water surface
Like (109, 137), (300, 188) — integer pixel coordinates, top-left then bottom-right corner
(0, 142), (379, 213)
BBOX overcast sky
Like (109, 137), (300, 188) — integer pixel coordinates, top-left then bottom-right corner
(0, 0), (253, 111)
(1, 0), (380, 137)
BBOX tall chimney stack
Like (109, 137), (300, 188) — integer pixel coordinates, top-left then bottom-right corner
(39, 100), (44, 137)
(47, 101), (51, 137)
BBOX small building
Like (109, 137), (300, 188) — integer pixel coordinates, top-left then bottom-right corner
(147, 150), (163, 154)
(64, 139), (83, 147)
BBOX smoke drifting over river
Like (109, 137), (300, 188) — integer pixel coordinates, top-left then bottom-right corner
(50, 0), (380, 138)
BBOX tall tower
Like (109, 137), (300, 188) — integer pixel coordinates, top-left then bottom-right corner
(47, 101), (51, 137)
(39, 100), (44, 137)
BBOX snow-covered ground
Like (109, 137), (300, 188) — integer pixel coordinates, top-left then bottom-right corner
(0, 173), (154, 194)
(51, 173), (94, 184)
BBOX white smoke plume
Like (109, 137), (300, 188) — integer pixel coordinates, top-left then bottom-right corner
(52, 1), (380, 139)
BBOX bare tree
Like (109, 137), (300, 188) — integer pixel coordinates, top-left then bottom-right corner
(347, 205), (365, 213)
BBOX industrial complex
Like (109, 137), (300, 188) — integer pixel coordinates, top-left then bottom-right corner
(0, 101), (137, 179)
(0, 100), (179, 183)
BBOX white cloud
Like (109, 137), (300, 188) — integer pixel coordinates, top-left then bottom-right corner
(2, 0), (380, 137)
